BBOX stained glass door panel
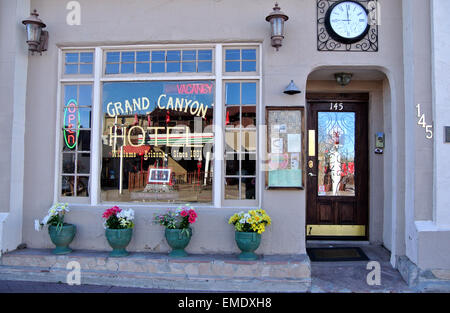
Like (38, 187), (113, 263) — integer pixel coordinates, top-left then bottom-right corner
(317, 112), (355, 197)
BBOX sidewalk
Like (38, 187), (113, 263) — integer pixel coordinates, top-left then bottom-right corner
(0, 279), (194, 293)
(308, 244), (414, 293)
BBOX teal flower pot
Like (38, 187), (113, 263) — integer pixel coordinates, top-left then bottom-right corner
(48, 224), (76, 255)
(105, 228), (133, 257)
(165, 228), (192, 257)
(235, 231), (261, 260)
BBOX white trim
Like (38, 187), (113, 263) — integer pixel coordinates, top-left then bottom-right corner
(60, 78), (94, 83)
(218, 76), (261, 80)
(53, 48), (63, 203)
(60, 42), (261, 51)
(258, 44), (263, 208)
(214, 44), (223, 208)
(59, 46), (97, 50)
(90, 47), (103, 205)
(101, 44), (217, 50)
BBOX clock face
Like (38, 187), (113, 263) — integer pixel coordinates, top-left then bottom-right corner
(325, 1), (370, 44)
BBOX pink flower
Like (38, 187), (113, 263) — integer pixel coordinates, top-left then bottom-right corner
(102, 206), (121, 219)
(188, 209), (197, 218)
(180, 210), (188, 217)
(188, 215), (196, 224)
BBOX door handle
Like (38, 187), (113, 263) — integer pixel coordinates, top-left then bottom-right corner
(308, 173), (317, 177)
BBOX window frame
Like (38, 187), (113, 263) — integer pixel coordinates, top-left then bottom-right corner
(57, 49), (95, 204)
(55, 43), (262, 209)
(102, 47), (216, 77)
(223, 80), (259, 206)
(222, 46), (259, 77)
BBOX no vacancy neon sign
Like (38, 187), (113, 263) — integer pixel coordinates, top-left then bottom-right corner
(64, 99), (80, 149)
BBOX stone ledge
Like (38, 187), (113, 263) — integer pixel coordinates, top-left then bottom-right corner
(0, 249), (311, 292)
(397, 255), (450, 292)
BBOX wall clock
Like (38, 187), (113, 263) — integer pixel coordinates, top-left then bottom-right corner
(325, 0), (370, 44)
(317, 0), (378, 52)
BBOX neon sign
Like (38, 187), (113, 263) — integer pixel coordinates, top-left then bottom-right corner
(63, 99), (80, 149)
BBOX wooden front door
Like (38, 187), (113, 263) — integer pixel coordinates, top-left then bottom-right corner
(306, 93), (368, 239)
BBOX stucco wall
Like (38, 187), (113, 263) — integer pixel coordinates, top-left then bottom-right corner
(0, 0), (16, 213)
(0, 0), (29, 255)
(21, 0), (410, 255)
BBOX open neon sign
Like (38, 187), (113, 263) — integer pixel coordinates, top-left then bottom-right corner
(64, 99), (80, 149)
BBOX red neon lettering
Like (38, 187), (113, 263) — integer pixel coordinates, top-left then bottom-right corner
(68, 102), (76, 113)
(176, 83), (212, 95)
(68, 114), (76, 124)
(67, 134), (75, 145)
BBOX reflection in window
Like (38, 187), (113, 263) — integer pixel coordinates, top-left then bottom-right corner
(65, 52), (94, 75)
(224, 81), (257, 200)
(317, 112), (355, 197)
(225, 48), (257, 72)
(105, 49), (213, 74)
(101, 81), (214, 203)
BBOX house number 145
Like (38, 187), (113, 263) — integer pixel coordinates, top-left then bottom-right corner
(416, 103), (433, 139)
(330, 102), (344, 111)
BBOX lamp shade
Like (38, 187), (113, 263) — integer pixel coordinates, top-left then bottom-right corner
(284, 80), (301, 95)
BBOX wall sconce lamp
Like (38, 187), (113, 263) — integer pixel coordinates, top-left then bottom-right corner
(22, 9), (48, 55)
(283, 80), (301, 95)
(265, 3), (289, 51)
(335, 73), (353, 87)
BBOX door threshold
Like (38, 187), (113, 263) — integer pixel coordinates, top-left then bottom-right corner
(306, 240), (370, 246)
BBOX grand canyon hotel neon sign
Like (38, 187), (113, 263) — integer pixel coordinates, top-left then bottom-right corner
(105, 83), (214, 150)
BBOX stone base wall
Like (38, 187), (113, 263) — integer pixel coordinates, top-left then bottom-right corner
(0, 249), (311, 292)
(397, 255), (450, 292)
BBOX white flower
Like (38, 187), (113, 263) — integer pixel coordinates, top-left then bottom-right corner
(239, 218), (246, 224)
(117, 208), (135, 221)
(34, 219), (42, 232)
(41, 214), (50, 225)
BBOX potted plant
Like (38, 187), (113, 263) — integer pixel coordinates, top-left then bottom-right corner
(228, 209), (271, 260)
(153, 204), (197, 257)
(35, 203), (76, 255)
(102, 206), (135, 257)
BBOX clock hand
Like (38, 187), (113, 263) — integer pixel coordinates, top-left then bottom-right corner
(346, 8), (350, 24)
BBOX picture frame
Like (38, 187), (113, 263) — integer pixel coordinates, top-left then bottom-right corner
(265, 107), (305, 189)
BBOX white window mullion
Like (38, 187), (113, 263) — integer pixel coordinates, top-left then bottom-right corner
(90, 47), (103, 205)
(258, 43), (263, 207)
(53, 48), (63, 203)
(214, 44), (223, 208)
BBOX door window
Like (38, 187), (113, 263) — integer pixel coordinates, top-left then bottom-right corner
(317, 112), (355, 197)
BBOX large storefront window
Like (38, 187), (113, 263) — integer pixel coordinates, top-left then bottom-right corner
(101, 81), (214, 203)
(58, 45), (260, 205)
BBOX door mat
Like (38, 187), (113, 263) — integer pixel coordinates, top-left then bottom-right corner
(306, 247), (369, 262)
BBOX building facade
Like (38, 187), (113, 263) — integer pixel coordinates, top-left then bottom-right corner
(0, 0), (449, 289)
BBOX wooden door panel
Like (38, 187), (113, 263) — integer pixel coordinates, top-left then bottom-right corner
(318, 202), (334, 224)
(338, 201), (356, 224)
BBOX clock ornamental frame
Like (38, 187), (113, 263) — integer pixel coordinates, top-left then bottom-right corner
(324, 0), (370, 45)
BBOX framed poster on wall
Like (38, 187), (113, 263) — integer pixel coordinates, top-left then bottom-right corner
(265, 107), (305, 189)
